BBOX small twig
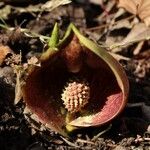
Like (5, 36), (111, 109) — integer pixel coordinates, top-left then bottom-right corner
(87, 15), (135, 31)
(60, 136), (80, 148)
(144, 138), (150, 141)
(98, 0), (116, 20)
(133, 41), (144, 55)
(23, 29), (49, 40)
(76, 138), (95, 145)
(92, 124), (112, 141)
(135, 135), (150, 143)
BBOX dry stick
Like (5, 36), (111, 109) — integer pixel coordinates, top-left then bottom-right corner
(60, 136), (80, 148)
(76, 139), (95, 145)
(144, 138), (150, 141)
(87, 15), (135, 31)
(22, 29), (49, 40)
(133, 41), (144, 55)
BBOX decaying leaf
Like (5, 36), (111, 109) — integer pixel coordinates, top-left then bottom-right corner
(11, 0), (71, 13)
(111, 23), (150, 51)
(118, 0), (139, 15)
(0, 45), (12, 65)
(41, 0), (71, 10)
(118, 0), (150, 26)
(120, 23), (150, 46)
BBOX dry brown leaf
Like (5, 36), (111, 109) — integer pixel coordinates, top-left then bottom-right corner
(111, 23), (150, 52)
(41, 0), (71, 10)
(118, 0), (139, 15)
(118, 0), (150, 26)
(9, 0), (71, 14)
(0, 45), (12, 65)
(121, 23), (150, 45)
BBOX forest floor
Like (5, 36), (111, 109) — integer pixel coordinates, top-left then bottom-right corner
(0, 0), (150, 150)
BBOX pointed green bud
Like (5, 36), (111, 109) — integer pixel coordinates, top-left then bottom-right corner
(48, 22), (59, 48)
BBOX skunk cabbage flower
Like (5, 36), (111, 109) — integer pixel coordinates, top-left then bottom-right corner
(23, 23), (129, 136)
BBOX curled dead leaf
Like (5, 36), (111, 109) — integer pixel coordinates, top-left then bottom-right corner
(118, 0), (150, 26)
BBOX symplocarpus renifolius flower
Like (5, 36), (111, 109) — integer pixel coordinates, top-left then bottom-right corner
(22, 23), (129, 137)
